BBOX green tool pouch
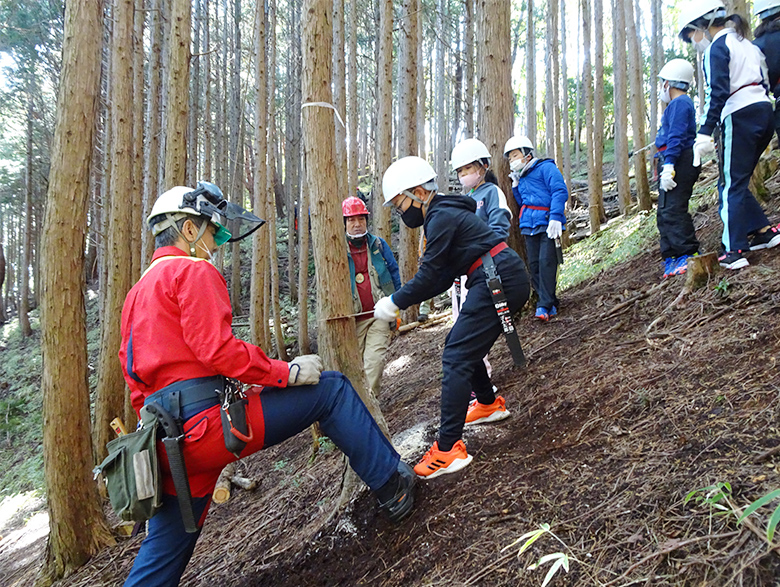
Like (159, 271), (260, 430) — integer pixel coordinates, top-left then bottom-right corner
(94, 407), (162, 522)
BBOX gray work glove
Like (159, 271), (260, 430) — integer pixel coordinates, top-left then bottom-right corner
(287, 354), (324, 386)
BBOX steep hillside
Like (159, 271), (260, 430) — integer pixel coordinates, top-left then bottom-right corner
(3, 168), (780, 587)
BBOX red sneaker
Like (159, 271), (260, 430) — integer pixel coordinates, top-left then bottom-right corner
(413, 440), (473, 479)
(465, 395), (510, 426)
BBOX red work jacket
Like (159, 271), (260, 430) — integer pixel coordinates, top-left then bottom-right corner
(118, 247), (289, 496)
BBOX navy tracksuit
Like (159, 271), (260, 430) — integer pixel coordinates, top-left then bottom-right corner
(655, 94), (700, 259)
(392, 195), (530, 451)
(702, 28), (774, 253)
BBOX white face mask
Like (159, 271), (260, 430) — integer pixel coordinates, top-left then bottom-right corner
(509, 158), (524, 172)
(347, 230), (367, 238)
(660, 83), (671, 104)
(197, 241), (216, 263)
(693, 37), (711, 52)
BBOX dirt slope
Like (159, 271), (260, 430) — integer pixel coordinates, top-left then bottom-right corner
(5, 189), (780, 587)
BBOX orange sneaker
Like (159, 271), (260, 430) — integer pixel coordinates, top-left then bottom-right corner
(465, 395), (510, 426)
(414, 440), (473, 479)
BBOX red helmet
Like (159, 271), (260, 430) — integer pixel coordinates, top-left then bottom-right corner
(342, 196), (369, 218)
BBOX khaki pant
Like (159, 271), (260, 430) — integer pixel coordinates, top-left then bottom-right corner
(356, 317), (391, 396)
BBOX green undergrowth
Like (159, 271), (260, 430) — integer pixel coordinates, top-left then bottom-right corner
(0, 314), (45, 496)
(558, 208), (659, 291)
(559, 175), (718, 292)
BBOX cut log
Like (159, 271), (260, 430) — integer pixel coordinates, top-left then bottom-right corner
(212, 462), (236, 503)
(229, 475), (257, 491)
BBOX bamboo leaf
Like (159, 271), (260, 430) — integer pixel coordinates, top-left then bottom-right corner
(737, 489), (780, 524)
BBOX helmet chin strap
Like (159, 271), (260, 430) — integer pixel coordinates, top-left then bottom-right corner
(169, 213), (211, 256)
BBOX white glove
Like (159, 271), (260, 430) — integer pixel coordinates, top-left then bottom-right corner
(660, 164), (677, 192)
(546, 220), (562, 240)
(509, 171), (521, 188)
(287, 354), (323, 386)
(692, 133), (715, 167)
(374, 296), (400, 321)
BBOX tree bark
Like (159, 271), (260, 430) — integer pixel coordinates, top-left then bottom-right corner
(286, 0), (301, 303)
(251, 0), (269, 348)
(19, 86), (33, 337)
(131, 0), (145, 285)
(94, 0), (136, 462)
(38, 1), (115, 584)
(476, 0), (520, 255)
(373, 0), (393, 243)
(612, 0), (631, 213)
(560, 0), (572, 203)
(164, 0), (191, 187)
(593, 0), (606, 219)
(302, 0), (389, 515)
(464, 0), (474, 137)
(267, 0), (288, 361)
(397, 0), (419, 323)
(347, 0), (358, 199)
(297, 180), (311, 354)
(582, 0), (601, 234)
(435, 0), (447, 184)
(229, 0), (243, 316)
(333, 0), (348, 197)
(142, 0), (163, 266)
(525, 0), (536, 145)
(625, 0), (652, 211)
(649, 0), (662, 154)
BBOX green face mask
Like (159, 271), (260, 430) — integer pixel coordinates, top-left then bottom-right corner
(214, 223), (232, 246)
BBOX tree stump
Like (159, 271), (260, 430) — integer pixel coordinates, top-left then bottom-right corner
(683, 252), (719, 291)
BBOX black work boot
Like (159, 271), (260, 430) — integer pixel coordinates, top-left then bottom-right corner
(377, 461), (416, 523)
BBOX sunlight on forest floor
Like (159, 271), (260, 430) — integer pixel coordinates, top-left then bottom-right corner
(0, 491), (48, 574)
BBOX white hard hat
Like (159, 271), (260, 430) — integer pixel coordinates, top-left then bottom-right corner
(755, 0), (780, 18)
(382, 157), (437, 205)
(503, 135), (535, 156)
(678, 0), (726, 41)
(450, 138), (491, 171)
(147, 186), (213, 235)
(658, 59), (694, 86)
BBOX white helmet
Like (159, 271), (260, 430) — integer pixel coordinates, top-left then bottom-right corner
(148, 181), (265, 243)
(658, 59), (694, 89)
(450, 138), (491, 171)
(503, 135), (535, 156)
(147, 186), (214, 236)
(382, 157), (437, 205)
(755, 0), (780, 19)
(678, 0), (726, 42)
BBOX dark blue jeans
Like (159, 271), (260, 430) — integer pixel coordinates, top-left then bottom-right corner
(524, 232), (559, 311)
(124, 371), (399, 587)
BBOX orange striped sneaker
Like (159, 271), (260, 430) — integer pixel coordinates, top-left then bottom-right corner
(413, 440), (473, 479)
(465, 395), (510, 426)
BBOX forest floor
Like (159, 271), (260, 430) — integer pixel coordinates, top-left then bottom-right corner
(3, 163), (780, 586)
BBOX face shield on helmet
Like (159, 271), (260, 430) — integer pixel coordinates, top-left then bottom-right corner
(181, 181), (266, 243)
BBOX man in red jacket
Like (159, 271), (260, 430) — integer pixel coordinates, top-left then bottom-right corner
(119, 182), (415, 587)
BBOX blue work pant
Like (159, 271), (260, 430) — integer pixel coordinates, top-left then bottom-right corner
(124, 371), (399, 587)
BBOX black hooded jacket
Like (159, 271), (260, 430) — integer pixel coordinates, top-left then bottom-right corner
(392, 194), (503, 309)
